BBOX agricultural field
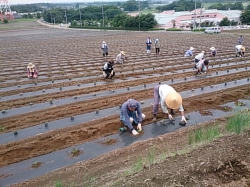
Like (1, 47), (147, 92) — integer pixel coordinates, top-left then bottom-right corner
(0, 20), (250, 187)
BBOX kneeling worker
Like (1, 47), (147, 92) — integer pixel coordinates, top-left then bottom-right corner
(152, 84), (187, 123)
(103, 60), (115, 79)
(120, 99), (146, 135)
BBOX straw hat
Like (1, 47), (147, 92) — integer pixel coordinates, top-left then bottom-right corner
(241, 46), (245, 52)
(120, 51), (125, 55)
(27, 63), (35, 68)
(189, 47), (194, 50)
(210, 47), (215, 51)
(164, 92), (182, 109)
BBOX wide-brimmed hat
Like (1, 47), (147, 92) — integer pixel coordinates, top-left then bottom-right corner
(241, 46), (245, 51)
(27, 62), (35, 68)
(102, 41), (106, 44)
(189, 47), (194, 50)
(210, 47), (215, 51)
(120, 51), (125, 55)
(164, 92), (182, 109)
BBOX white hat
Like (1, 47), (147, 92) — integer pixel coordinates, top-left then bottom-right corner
(189, 47), (194, 50)
(210, 47), (215, 50)
(102, 41), (106, 44)
(27, 63), (35, 68)
(201, 51), (205, 53)
(120, 51), (125, 55)
(164, 92), (182, 109)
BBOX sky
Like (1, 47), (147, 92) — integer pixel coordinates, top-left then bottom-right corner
(9, 0), (115, 5)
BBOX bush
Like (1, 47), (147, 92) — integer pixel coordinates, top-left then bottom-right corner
(193, 28), (205, 32)
(148, 28), (165, 31)
(3, 19), (8, 24)
(69, 25), (148, 31)
(165, 28), (182, 31)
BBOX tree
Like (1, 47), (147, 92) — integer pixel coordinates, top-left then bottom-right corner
(240, 10), (250, 24)
(37, 12), (41, 19)
(156, 0), (201, 12)
(219, 17), (230, 26)
(3, 19), (8, 23)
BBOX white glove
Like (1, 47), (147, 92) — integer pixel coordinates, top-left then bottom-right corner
(181, 116), (187, 123)
(168, 114), (174, 120)
(137, 123), (142, 132)
(132, 130), (139, 135)
(102, 71), (106, 77)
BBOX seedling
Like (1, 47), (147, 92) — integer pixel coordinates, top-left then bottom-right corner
(227, 70), (229, 73)
(77, 83), (81, 87)
(248, 78), (250, 82)
(144, 84), (146, 88)
(69, 78), (72, 80)
(141, 101), (144, 104)
(171, 79), (173, 82)
(71, 116), (74, 121)
(20, 93), (23, 96)
(49, 100), (53, 104)
(71, 148), (80, 156)
(210, 85), (213, 88)
(93, 93), (96, 96)
(94, 82), (96, 86)
(60, 87), (62, 90)
(201, 87), (203, 90)
(96, 109), (99, 114)
(0, 125), (5, 132)
(32, 161), (41, 168)
(183, 70), (185, 72)
(74, 96), (78, 99)
(225, 82), (227, 86)
(14, 131), (18, 135)
(2, 110), (6, 114)
(236, 101), (246, 106)
(44, 122), (48, 128)
(52, 80), (54, 83)
(185, 115), (190, 120)
(216, 72), (218, 75)
(111, 90), (115, 93)
(159, 82), (161, 84)
(184, 77), (187, 80)
(105, 138), (111, 143)
(29, 102), (33, 106)
(246, 67), (248, 70)
(17, 85), (20, 87)
(35, 82), (37, 85)
(119, 105), (122, 109)
(143, 68), (144, 71)
(42, 89), (46, 92)
(127, 87), (130, 90)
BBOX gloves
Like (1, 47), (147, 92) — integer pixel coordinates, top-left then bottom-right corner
(168, 114), (174, 120)
(137, 123), (142, 132)
(181, 116), (187, 123)
(132, 129), (139, 135)
(102, 71), (106, 77)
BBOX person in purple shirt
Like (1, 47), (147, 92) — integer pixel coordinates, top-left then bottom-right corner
(184, 47), (194, 57)
(120, 99), (146, 135)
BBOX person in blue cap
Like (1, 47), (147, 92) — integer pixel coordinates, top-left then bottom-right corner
(120, 99), (146, 135)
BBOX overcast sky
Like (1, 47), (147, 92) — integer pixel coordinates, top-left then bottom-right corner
(9, 0), (111, 5)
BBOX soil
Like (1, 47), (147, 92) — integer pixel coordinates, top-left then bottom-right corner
(0, 20), (250, 186)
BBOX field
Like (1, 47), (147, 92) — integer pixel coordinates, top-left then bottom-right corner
(0, 20), (250, 187)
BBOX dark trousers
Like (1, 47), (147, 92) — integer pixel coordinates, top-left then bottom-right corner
(105, 71), (115, 78)
(103, 52), (108, 57)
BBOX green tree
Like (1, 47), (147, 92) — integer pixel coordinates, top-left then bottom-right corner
(122, 0), (138, 11)
(240, 10), (250, 24)
(3, 19), (8, 23)
(219, 17), (230, 26)
(156, 0), (201, 12)
(37, 12), (41, 19)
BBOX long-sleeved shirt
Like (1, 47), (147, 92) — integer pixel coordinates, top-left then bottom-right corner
(120, 100), (142, 131)
(235, 45), (242, 52)
(159, 85), (184, 113)
(195, 53), (204, 60)
(184, 50), (193, 57)
(101, 43), (108, 53)
(116, 53), (124, 63)
(103, 62), (113, 73)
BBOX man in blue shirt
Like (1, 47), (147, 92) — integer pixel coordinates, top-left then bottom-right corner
(120, 99), (146, 135)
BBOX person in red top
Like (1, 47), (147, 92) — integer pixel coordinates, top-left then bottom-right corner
(27, 63), (38, 78)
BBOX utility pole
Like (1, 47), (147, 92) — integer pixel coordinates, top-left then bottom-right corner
(193, 0), (196, 31)
(138, 0), (140, 31)
(53, 17), (55, 25)
(64, 9), (67, 24)
(79, 7), (82, 27)
(199, 0), (203, 29)
(102, 5), (104, 27)
(50, 11), (52, 23)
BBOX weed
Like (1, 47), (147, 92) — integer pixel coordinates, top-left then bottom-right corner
(71, 148), (80, 156)
(226, 109), (250, 134)
(31, 161), (42, 168)
(54, 180), (62, 187)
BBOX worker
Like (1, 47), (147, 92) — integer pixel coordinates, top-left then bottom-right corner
(103, 60), (115, 79)
(27, 62), (38, 78)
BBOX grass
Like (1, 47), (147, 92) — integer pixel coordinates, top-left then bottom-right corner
(54, 180), (62, 187)
(226, 108), (250, 134)
(0, 124), (5, 132)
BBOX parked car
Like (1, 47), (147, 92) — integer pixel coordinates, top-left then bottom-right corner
(204, 27), (221, 34)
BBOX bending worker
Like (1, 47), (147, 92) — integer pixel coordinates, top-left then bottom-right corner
(103, 60), (115, 79)
(120, 99), (146, 135)
(152, 84), (187, 123)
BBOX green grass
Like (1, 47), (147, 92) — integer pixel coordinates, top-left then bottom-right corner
(0, 125), (5, 132)
(226, 108), (250, 134)
(54, 180), (62, 187)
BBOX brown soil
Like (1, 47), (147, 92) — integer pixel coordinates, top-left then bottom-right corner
(0, 21), (250, 187)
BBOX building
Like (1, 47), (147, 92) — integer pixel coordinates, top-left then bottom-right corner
(154, 8), (242, 30)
